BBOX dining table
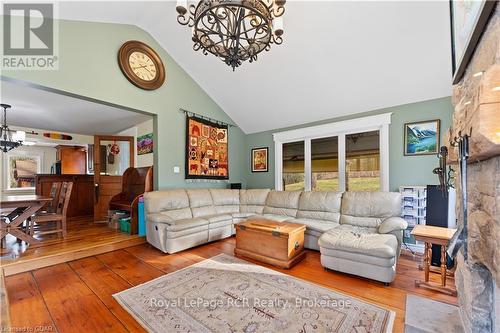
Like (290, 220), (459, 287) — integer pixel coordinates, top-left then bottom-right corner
(1, 194), (52, 246)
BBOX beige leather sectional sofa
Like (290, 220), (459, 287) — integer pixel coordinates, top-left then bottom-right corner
(144, 189), (407, 283)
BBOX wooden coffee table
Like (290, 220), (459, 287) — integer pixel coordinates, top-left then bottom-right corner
(234, 218), (306, 269)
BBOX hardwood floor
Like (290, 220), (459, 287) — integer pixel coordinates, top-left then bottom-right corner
(5, 237), (457, 333)
(0, 218), (146, 276)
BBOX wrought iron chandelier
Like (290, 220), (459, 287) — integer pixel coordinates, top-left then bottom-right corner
(176, 0), (286, 70)
(0, 104), (25, 153)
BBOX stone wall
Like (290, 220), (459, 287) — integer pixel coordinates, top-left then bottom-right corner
(449, 5), (500, 333)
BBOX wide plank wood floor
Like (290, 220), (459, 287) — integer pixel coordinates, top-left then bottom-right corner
(5, 237), (457, 333)
(0, 218), (145, 276)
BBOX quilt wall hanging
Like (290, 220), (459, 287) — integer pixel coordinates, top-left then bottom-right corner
(186, 115), (229, 180)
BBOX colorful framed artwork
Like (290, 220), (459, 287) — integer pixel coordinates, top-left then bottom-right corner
(450, 0), (496, 84)
(137, 133), (153, 155)
(251, 147), (269, 172)
(404, 120), (440, 156)
(186, 115), (229, 180)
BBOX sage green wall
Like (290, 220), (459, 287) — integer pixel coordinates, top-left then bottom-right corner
(1, 19), (246, 189)
(245, 97), (454, 191)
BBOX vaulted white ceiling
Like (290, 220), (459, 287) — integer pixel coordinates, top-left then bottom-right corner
(59, 1), (452, 134)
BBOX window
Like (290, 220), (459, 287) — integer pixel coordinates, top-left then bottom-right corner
(346, 131), (380, 191)
(5, 154), (42, 190)
(283, 141), (304, 191)
(100, 140), (131, 176)
(273, 113), (391, 192)
(311, 136), (339, 191)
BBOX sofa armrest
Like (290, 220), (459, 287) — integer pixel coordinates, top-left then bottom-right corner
(378, 217), (408, 234)
(147, 213), (174, 224)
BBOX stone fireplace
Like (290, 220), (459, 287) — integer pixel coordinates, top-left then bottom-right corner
(447, 5), (499, 333)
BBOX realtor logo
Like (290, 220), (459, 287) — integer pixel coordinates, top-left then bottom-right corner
(2, 2), (58, 69)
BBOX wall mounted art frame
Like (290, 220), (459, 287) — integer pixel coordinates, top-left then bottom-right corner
(450, 0), (496, 84)
(137, 133), (153, 155)
(251, 147), (269, 173)
(185, 115), (229, 180)
(404, 119), (440, 156)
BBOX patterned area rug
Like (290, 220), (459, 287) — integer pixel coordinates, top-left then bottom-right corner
(114, 254), (394, 333)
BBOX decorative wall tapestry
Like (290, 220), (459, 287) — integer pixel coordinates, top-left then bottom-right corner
(137, 133), (153, 155)
(186, 116), (229, 179)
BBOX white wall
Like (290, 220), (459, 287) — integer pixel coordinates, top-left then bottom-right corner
(116, 119), (154, 168)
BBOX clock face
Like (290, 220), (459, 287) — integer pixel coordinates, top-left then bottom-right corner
(129, 51), (157, 81)
(118, 41), (166, 90)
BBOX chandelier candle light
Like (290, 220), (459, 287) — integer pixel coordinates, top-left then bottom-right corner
(176, 0), (286, 70)
(0, 104), (26, 153)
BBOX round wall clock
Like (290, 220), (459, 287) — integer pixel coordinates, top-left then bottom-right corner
(118, 40), (166, 90)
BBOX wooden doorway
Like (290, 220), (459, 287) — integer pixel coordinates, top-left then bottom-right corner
(93, 135), (134, 223)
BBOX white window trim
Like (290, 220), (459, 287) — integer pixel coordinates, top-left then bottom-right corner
(273, 113), (392, 191)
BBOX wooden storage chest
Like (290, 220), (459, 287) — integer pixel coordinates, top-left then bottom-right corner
(234, 218), (306, 269)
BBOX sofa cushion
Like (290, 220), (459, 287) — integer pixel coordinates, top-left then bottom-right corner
(144, 190), (192, 220)
(320, 247), (396, 267)
(210, 189), (240, 214)
(292, 218), (338, 234)
(186, 189), (217, 218)
(340, 192), (401, 228)
(210, 189), (239, 205)
(166, 225), (209, 239)
(263, 190), (301, 217)
(318, 225), (398, 259)
(261, 214), (293, 222)
(378, 217), (408, 234)
(165, 218), (209, 232)
(232, 212), (255, 219)
(203, 214), (233, 224)
(297, 191), (342, 222)
(239, 189), (270, 214)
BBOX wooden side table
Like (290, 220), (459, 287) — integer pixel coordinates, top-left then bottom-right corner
(411, 225), (457, 296)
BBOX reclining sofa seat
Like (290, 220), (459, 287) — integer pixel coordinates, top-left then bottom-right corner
(145, 189), (209, 254)
(187, 189), (234, 242)
(294, 191), (342, 250)
(318, 192), (407, 283)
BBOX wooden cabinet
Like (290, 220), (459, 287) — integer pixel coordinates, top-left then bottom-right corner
(35, 174), (94, 218)
(56, 146), (87, 174)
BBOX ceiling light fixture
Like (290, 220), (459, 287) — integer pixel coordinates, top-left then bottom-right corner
(473, 71), (484, 77)
(176, 0), (286, 70)
(493, 86), (500, 92)
(0, 104), (26, 153)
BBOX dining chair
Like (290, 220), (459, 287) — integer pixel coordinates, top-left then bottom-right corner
(29, 182), (73, 238)
(23, 182), (62, 236)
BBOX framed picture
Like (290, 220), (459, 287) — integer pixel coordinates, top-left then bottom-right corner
(450, 0), (496, 84)
(137, 133), (153, 155)
(5, 153), (42, 190)
(185, 115), (229, 180)
(251, 147), (268, 172)
(404, 120), (441, 156)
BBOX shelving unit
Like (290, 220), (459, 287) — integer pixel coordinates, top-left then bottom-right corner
(399, 185), (427, 253)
